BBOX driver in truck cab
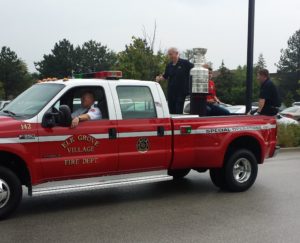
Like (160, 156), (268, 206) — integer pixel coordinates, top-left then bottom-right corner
(71, 91), (102, 128)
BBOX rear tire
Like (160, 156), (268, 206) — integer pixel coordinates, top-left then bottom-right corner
(168, 169), (191, 179)
(209, 168), (226, 190)
(0, 167), (22, 220)
(224, 149), (258, 192)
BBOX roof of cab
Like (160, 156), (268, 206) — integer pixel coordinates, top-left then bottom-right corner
(37, 78), (157, 87)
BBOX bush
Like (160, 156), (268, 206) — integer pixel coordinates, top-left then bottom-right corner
(277, 124), (300, 147)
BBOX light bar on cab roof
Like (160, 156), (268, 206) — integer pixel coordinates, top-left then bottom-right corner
(74, 71), (122, 80)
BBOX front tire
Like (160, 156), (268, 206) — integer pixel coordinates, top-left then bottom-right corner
(0, 167), (22, 220)
(224, 149), (258, 192)
(168, 169), (191, 179)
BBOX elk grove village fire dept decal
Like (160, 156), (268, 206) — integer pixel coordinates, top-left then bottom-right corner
(61, 134), (99, 166)
(61, 134), (99, 153)
(136, 137), (149, 153)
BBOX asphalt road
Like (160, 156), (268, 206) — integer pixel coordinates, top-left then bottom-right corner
(1, 150), (300, 243)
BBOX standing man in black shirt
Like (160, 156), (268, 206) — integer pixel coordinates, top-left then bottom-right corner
(256, 69), (281, 116)
(156, 47), (194, 114)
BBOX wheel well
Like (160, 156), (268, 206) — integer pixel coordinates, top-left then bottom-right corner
(225, 136), (262, 164)
(0, 151), (31, 187)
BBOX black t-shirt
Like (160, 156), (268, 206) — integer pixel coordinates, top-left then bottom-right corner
(259, 79), (281, 115)
(163, 58), (194, 98)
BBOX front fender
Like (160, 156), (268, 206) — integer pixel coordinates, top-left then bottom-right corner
(0, 142), (40, 184)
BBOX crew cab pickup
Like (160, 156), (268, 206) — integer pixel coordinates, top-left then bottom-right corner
(0, 75), (278, 219)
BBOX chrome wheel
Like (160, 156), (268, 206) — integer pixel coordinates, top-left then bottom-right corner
(0, 179), (10, 209)
(232, 158), (252, 183)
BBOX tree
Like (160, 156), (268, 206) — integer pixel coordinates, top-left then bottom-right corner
(276, 29), (300, 104)
(116, 37), (167, 81)
(35, 39), (117, 78)
(0, 82), (4, 99)
(142, 20), (157, 52)
(277, 29), (300, 73)
(284, 91), (294, 107)
(255, 53), (267, 70)
(35, 39), (76, 78)
(214, 61), (236, 104)
(214, 61), (261, 105)
(0, 46), (33, 99)
(182, 49), (195, 63)
(75, 40), (117, 73)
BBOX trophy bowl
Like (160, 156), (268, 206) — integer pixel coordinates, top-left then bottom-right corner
(193, 48), (207, 56)
(193, 48), (207, 64)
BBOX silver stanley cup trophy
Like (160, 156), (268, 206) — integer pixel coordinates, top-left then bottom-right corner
(189, 48), (209, 115)
(190, 48), (209, 94)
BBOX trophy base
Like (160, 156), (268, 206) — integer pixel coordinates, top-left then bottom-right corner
(190, 94), (207, 116)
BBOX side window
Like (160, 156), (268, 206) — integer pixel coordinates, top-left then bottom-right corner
(53, 100), (60, 110)
(53, 86), (109, 119)
(117, 86), (157, 119)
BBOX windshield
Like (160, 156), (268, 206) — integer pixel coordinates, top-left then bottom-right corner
(0, 83), (64, 118)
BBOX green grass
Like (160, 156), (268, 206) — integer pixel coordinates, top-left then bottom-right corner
(277, 124), (300, 147)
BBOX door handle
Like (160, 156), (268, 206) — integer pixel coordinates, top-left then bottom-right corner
(157, 126), (165, 137)
(108, 128), (117, 139)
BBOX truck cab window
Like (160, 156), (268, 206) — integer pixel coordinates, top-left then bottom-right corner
(53, 86), (109, 120)
(117, 86), (157, 119)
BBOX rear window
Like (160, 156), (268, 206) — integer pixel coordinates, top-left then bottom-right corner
(117, 86), (157, 119)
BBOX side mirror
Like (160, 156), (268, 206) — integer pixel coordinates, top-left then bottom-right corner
(42, 105), (72, 128)
(42, 112), (57, 128)
(57, 105), (72, 127)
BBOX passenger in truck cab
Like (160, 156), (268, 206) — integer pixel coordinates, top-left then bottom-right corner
(71, 91), (102, 128)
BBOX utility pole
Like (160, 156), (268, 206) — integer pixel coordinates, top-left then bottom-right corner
(246, 0), (255, 113)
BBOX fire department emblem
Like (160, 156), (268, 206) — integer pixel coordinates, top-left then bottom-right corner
(136, 137), (149, 153)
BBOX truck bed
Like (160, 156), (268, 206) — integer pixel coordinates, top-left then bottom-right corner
(170, 115), (277, 169)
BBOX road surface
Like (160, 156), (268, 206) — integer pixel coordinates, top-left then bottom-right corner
(0, 150), (300, 243)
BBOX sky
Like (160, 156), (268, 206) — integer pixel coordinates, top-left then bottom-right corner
(0, 0), (299, 73)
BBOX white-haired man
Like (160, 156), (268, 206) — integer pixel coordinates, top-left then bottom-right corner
(156, 47), (194, 114)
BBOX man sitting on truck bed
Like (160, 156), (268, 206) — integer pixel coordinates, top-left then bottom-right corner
(206, 67), (230, 116)
(256, 69), (281, 116)
(71, 90), (102, 128)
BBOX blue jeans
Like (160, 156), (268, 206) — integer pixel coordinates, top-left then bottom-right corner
(207, 103), (230, 116)
(168, 96), (185, 114)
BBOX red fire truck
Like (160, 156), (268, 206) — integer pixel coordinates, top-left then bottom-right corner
(0, 71), (278, 219)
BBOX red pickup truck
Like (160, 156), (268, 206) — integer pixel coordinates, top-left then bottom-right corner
(0, 73), (278, 219)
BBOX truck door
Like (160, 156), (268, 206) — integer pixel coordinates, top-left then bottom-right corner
(37, 84), (118, 180)
(110, 83), (172, 172)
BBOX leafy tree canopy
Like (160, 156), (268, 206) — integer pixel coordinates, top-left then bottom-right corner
(35, 39), (117, 78)
(276, 29), (300, 103)
(116, 37), (167, 81)
(0, 46), (33, 99)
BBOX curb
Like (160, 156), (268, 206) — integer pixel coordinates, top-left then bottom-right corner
(278, 147), (300, 152)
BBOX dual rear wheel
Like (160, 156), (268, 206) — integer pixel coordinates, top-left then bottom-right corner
(210, 149), (258, 192)
(167, 149), (258, 192)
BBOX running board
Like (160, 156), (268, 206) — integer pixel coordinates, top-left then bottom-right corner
(32, 174), (173, 196)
